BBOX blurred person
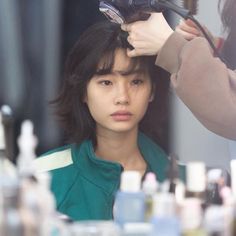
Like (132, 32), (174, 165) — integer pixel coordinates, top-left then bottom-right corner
(121, 0), (236, 140)
(34, 21), (185, 221)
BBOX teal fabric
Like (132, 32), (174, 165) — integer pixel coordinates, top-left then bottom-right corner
(44, 132), (185, 221)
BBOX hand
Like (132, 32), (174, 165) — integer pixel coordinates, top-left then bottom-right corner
(175, 19), (218, 47)
(121, 13), (173, 57)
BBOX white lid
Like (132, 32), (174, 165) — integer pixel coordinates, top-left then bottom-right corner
(0, 105), (12, 150)
(186, 161), (206, 192)
(207, 169), (222, 183)
(17, 120), (38, 176)
(120, 171), (141, 192)
(1, 105), (12, 116)
(142, 172), (158, 194)
(230, 160), (236, 197)
(0, 112), (5, 150)
(17, 119), (38, 153)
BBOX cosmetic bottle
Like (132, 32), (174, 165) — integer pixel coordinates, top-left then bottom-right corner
(0, 111), (6, 172)
(16, 120), (41, 234)
(231, 160), (236, 198)
(122, 222), (153, 236)
(0, 112), (19, 235)
(1, 105), (14, 162)
(36, 172), (57, 236)
(161, 155), (185, 206)
(16, 120), (38, 178)
(150, 192), (180, 236)
(142, 172), (158, 221)
(230, 160), (236, 236)
(0, 111), (17, 178)
(2, 181), (24, 236)
(180, 197), (206, 236)
(113, 171), (145, 226)
(205, 169), (223, 206)
(0, 113), (6, 235)
(180, 161), (207, 235)
(203, 169), (226, 236)
(220, 187), (235, 236)
(185, 161), (206, 204)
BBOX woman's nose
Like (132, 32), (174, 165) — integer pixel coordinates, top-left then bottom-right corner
(114, 83), (130, 105)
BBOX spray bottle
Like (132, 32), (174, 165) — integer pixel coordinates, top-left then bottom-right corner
(16, 120), (38, 178)
(16, 120), (41, 235)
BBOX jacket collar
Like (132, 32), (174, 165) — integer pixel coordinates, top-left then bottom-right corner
(71, 132), (168, 195)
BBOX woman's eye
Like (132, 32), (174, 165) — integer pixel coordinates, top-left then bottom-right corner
(99, 80), (112, 86)
(131, 79), (143, 85)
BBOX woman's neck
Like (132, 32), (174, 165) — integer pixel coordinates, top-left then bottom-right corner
(95, 129), (146, 175)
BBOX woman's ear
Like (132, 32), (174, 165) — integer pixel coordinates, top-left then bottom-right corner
(149, 83), (155, 102)
(149, 93), (154, 102)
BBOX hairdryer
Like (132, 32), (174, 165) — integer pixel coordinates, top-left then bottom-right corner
(99, 0), (224, 63)
(99, 0), (191, 24)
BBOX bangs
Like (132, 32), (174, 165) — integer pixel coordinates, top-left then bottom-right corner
(95, 49), (149, 76)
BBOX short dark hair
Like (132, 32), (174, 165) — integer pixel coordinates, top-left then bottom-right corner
(53, 21), (170, 150)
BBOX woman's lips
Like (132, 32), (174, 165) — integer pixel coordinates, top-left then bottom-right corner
(111, 111), (132, 121)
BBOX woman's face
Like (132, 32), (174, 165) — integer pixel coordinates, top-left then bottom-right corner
(84, 49), (153, 136)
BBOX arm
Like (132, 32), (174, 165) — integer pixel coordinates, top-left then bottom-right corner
(175, 19), (224, 54)
(157, 32), (236, 140)
(122, 13), (236, 140)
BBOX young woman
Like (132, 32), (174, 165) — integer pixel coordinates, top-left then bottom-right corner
(121, 0), (236, 140)
(35, 21), (185, 221)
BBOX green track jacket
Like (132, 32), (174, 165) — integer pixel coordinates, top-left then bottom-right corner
(35, 132), (185, 221)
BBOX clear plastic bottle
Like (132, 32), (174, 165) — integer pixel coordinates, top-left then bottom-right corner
(181, 161), (207, 236)
(161, 155), (185, 206)
(142, 172), (158, 221)
(36, 172), (58, 235)
(185, 162), (206, 203)
(0, 111), (19, 235)
(113, 171), (145, 226)
(2, 182), (24, 236)
(180, 198), (207, 236)
(16, 120), (38, 178)
(229, 160), (236, 235)
(151, 192), (180, 236)
(16, 120), (44, 236)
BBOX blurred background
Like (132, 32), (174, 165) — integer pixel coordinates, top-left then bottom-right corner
(0, 0), (106, 159)
(0, 0), (234, 172)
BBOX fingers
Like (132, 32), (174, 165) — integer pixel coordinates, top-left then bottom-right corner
(175, 27), (199, 41)
(127, 48), (138, 57)
(126, 46), (156, 57)
(121, 23), (131, 32)
(121, 21), (141, 32)
(127, 34), (137, 47)
(185, 19), (198, 28)
(177, 19), (200, 36)
(127, 36), (141, 50)
(127, 48), (144, 57)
